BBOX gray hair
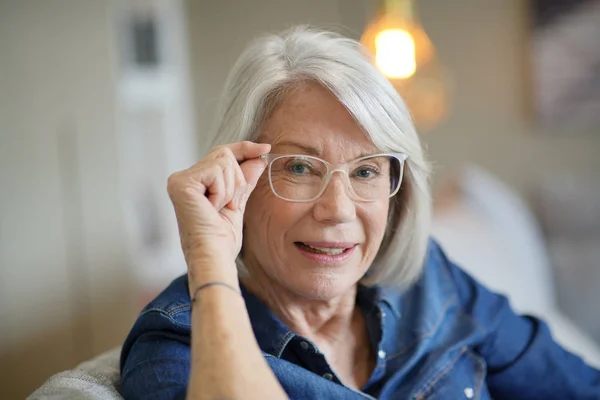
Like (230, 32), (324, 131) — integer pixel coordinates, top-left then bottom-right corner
(208, 26), (432, 289)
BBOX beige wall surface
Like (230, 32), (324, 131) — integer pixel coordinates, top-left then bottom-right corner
(417, 0), (600, 193)
(186, 0), (371, 154)
(0, 1), (136, 397)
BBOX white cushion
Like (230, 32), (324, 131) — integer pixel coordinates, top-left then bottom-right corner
(432, 164), (555, 316)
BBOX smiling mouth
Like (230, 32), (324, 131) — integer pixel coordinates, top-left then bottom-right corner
(294, 242), (353, 255)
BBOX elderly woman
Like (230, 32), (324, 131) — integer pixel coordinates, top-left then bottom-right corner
(119, 27), (600, 399)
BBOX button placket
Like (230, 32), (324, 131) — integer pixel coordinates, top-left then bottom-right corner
(306, 342), (339, 384)
(375, 304), (389, 371)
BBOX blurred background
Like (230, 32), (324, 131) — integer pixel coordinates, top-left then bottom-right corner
(1, 0), (599, 397)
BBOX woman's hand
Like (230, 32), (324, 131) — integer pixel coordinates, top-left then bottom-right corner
(168, 141), (288, 400)
(167, 141), (270, 289)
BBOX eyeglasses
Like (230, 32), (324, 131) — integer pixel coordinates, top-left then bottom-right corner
(258, 153), (408, 202)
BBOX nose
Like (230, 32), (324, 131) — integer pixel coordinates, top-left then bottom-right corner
(312, 171), (356, 225)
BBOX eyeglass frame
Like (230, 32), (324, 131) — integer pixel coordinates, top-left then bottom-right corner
(257, 153), (409, 203)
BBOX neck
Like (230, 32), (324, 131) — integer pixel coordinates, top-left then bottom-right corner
(240, 265), (358, 345)
(240, 258), (376, 390)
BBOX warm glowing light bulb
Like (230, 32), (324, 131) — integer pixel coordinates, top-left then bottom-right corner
(375, 29), (416, 79)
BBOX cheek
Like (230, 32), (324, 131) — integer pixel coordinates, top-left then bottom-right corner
(244, 177), (299, 248)
(362, 201), (390, 247)
(249, 175), (273, 205)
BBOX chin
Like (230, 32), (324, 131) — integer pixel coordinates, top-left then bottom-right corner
(283, 270), (359, 301)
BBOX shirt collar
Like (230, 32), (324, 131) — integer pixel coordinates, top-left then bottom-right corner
(240, 283), (296, 357)
(357, 282), (403, 319)
(240, 282), (402, 358)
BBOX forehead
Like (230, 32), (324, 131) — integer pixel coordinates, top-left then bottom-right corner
(259, 83), (379, 160)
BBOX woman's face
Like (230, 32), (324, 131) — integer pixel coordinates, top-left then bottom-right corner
(243, 83), (390, 300)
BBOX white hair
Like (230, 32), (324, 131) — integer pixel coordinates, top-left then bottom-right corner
(207, 26), (432, 289)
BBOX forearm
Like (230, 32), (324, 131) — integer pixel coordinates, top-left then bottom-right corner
(186, 265), (288, 400)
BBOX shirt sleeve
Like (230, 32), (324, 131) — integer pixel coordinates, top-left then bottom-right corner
(120, 310), (190, 400)
(436, 242), (600, 400)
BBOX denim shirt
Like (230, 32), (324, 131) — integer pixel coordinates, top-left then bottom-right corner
(120, 240), (600, 399)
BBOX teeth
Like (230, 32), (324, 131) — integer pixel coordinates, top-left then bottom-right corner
(304, 244), (346, 255)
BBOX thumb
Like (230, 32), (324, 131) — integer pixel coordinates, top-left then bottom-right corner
(238, 157), (268, 207)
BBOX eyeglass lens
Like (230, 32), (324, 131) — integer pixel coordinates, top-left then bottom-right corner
(268, 155), (402, 201)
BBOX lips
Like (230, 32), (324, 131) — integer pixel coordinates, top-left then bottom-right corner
(294, 241), (358, 264)
(296, 242), (347, 255)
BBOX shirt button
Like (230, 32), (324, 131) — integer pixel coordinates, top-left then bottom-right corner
(464, 387), (474, 398)
(378, 350), (386, 359)
(322, 372), (334, 381)
(300, 341), (309, 350)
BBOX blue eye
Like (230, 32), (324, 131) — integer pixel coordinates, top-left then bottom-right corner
(356, 169), (372, 178)
(354, 167), (378, 179)
(289, 163), (308, 174)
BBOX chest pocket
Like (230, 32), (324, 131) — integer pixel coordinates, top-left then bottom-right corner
(412, 347), (492, 400)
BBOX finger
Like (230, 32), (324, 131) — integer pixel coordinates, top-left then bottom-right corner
(203, 165), (226, 208)
(226, 141), (271, 162)
(168, 171), (212, 209)
(227, 162), (246, 211)
(207, 157), (237, 210)
(237, 158), (268, 209)
(221, 157), (237, 210)
(211, 150), (246, 211)
(186, 142), (269, 210)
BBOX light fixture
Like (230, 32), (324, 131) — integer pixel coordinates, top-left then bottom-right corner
(361, 0), (450, 131)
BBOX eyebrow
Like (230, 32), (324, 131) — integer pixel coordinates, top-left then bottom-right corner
(273, 140), (322, 156)
(273, 139), (380, 160)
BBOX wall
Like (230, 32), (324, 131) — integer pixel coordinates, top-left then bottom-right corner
(186, 0), (371, 154)
(417, 0), (600, 193)
(0, 1), (136, 397)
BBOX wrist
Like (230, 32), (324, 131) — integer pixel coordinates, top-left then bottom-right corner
(188, 257), (240, 293)
(190, 282), (242, 306)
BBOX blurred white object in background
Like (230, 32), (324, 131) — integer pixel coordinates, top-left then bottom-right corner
(432, 164), (600, 368)
(114, 0), (197, 307)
